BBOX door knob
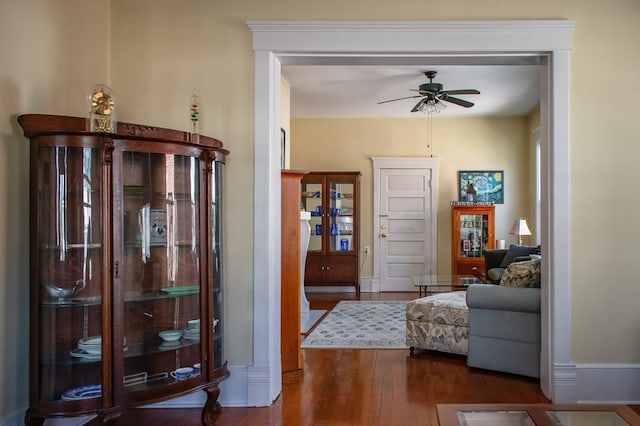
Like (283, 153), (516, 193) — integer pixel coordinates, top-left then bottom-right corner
(381, 233), (387, 238)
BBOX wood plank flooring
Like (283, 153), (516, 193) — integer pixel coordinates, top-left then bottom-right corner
(117, 291), (557, 425)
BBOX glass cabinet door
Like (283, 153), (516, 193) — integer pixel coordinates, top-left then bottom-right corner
(119, 151), (202, 393)
(328, 177), (355, 253)
(301, 177), (323, 253)
(211, 160), (224, 369)
(37, 146), (104, 403)
(458, 213), (490, 259)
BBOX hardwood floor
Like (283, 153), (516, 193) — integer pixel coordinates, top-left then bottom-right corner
(118, 292), (558, 425)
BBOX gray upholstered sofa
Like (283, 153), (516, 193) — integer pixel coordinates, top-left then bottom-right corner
(465, 283), (541, 378)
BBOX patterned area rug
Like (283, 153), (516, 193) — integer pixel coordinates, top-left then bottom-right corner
(301, 300), (409, 349)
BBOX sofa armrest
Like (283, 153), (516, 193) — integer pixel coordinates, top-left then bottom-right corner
(466, 284), (540, 313)
(484, 249), (508, 270)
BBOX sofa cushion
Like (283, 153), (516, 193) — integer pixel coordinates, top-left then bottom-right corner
(487, 267), (505, 282)
(499, 244), (540, 268)
(500, 258), (541, 288)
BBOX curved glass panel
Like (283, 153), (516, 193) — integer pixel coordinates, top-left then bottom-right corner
(211, 160), (224, 369)
(37, 146), (103, 402)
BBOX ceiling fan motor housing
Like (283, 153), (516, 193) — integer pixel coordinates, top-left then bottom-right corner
(419, 82), (443, 94)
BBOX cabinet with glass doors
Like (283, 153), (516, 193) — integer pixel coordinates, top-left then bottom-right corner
(451, 204), (495, 275)
(301, 172), (360, 294)
(19, 114), (229, 425)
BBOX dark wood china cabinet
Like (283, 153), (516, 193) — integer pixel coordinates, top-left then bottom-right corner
(18, 114), (229, 425)
(301, 171), (360, 294)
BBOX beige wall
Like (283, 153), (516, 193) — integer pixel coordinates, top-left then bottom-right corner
(0, 0), (110, 419)
(2, 0), (640, 419)
(290, 117), (533, 276)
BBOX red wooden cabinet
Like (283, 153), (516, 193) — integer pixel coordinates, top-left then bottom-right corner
(451, 204), (495, 275)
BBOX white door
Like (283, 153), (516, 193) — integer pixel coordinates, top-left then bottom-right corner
(373, 158), (439, 292)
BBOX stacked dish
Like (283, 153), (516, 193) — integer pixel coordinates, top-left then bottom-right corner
(183, 319), (200, 341)
(70, 336), (127, 360)
(70, 336), (102, 360)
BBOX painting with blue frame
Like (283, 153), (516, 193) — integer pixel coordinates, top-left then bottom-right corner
(458, 170), (504, 204)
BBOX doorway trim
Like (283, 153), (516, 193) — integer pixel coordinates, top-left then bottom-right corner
(248, 20), (575, 405)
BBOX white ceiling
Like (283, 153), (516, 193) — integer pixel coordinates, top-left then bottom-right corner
(282, 64), (540, 118)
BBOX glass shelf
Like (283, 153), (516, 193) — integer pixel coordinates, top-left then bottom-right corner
(42, 288), (200, 307)
(42, 339), (201, 368)
(42, 243), (102, 249)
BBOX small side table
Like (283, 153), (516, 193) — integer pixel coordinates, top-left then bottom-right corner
(412, 274), (481, 297)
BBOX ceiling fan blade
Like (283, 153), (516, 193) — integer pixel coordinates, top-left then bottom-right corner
(442, 95), (475, 108)
(444, 89), (480, 95)
(378, 95), (422, 104)
(410, 98), (427, 113)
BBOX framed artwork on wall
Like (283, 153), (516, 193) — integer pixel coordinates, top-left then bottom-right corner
(458, 170), (504, 204)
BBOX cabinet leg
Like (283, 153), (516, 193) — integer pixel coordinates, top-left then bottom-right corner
(202, 384), (222, 426)
(24, 410), (45, 426)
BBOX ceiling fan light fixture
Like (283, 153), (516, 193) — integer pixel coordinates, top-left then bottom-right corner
(420, 98), (446, 115)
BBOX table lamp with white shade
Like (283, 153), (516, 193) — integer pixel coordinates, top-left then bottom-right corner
(509, 218), (531, 245)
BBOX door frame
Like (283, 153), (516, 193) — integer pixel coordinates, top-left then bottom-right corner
(248, 20), (575, 405)
(371, 157), (440, 293)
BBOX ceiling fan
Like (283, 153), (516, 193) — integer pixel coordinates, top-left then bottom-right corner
(378, 71), (480, 113)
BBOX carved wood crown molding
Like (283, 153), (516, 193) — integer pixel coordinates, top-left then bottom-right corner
(120, 123), (160, 136)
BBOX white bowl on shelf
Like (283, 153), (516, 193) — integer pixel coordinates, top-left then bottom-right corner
(78, 336), (102, 354)
(158, 329), (183, 342)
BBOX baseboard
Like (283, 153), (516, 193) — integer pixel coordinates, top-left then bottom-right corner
(304, 286), (355, 293)
(553, 363), (640, 403)
(0, 410), (21, 426)
(303, 276), (374, 293)
(0, 410), (96, 426)
(360, 276), (373, 292)
(144, 365), (249, 408)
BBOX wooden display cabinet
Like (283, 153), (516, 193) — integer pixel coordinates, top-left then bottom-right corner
(451, 204), (495, 275)
(301, 172), (360, 294)
(19, 114), (229, 425)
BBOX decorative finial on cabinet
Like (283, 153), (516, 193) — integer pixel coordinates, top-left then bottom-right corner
(190, 89), (200, 143)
